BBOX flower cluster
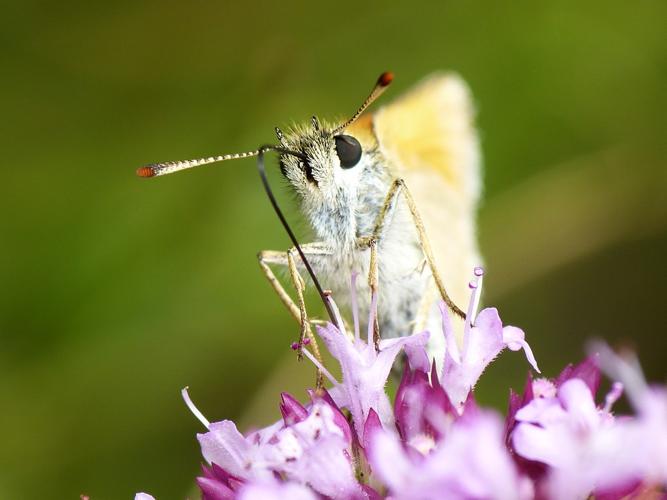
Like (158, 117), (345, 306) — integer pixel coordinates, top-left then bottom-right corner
(136, 270), (666, 500)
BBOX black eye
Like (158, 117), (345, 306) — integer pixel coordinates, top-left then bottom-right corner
(334, 135), (362, 168)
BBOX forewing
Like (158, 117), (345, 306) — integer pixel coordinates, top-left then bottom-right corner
(374, 73), (483, 330)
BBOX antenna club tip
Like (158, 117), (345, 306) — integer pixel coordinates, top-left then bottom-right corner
(136, 166), (156, 178)
(378, 71), (394, 87)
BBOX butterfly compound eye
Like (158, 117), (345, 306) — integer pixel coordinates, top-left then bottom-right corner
(334, 135), (362, 168)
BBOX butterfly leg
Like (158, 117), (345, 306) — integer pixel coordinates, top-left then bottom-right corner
(258, 243), (330, 385)
(359, 178), (466, 320)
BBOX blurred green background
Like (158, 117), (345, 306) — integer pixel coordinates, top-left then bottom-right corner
(1, 1), (665, 498)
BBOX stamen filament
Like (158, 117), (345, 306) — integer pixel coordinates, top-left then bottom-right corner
(466, 267), (485, 329)
(181, 387), (210, 429)
(301, 347), (340, 386)
(327, 296), (348, 339)
(604, 382), (624, 413)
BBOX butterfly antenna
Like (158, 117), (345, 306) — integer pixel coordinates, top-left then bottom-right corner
(136, 149), (262, 178)
(333, 71), (394, 134)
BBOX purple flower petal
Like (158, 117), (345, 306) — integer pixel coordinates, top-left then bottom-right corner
(198, 421), (254, 478)
(316, 321), (429, 435)
(502, 326), (540, 373)
(203, 463), (244, 488)
(512, 417), (565, 467)
(442, 307), (540, 411)
(366, 428), (414, 493)
(394, 367), (428, 440)
(556, 355), (601, 395)
(363, 408), (383, 451)
(281, 433), (362, 499)
(197, 476), (236, 500)
(594, 479), (643, 500)
(558, 378), (599, 430)
(403, 331), (431, 372)
(394, 362), (457, 442)
(505, 372), (534, 441)
(237, 478), (318, 500)
(252, 401), (363, 498)
(360, 484), (383, 500)
(308, 389), (354, 444)
(280, 392), (308, 426)
(439, 302), (461, 363)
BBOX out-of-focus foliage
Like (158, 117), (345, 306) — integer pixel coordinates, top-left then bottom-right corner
(0, 1), (664, 498)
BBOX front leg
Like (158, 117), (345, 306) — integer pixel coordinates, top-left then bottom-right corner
(357, 178), (466, 320)
(258, 243), (332, 385)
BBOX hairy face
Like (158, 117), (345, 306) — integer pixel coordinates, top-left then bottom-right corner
(276, 118), (388, 248)
(278, 119), (366, 207)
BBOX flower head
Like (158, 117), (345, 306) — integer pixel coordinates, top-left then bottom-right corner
(301, 288), (431, 436)
(315, 318), (430, 436)
(137, 270), (667, 500)
(187, 388), (362, 499)
(510, 343), (667, 498)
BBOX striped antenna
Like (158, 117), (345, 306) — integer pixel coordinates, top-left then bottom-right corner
(136, 149), (261, 178)
(333, 71), (394, 134)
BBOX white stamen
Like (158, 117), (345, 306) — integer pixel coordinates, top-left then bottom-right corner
(301, 347), (340, 386)
(589, 340), (647, 410)
(350, 272), (361, 342)
(181, 386), (210, 429)
(367, 292), (378, 347)
(326, 295), (348, 339)
(466, 267), (485, 329)
(604, 382), (624, 413)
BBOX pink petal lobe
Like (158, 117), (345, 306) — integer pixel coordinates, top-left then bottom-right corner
(280, 392), (308, 425)
(503, 326), (540, 373)
(197, 421), (252, 477)
(237, 478), (318, 500)
(363, 408), (383, 451)
(558, 378), (599, 429)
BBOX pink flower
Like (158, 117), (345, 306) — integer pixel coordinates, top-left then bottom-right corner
(301, 291), (430, 436)
(150, 271), (667, 500)
(594, 341), (667, 489)
(259, 401), (361, 498)
(197, 419), (280, 480)
(367, 410), (532, 500)
(505, 356), (600, 452)
(508, 350), (667, 498)
(184, 388), (364, 499)
(511, 374), (638, 498)
(440, 270), (540, 412)
(394, 361), (457, 444)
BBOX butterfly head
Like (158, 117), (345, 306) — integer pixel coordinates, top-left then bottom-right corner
(276, 118), (365, 201)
